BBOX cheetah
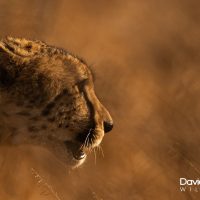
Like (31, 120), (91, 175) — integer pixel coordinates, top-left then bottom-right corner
(0, 36), (113, 168)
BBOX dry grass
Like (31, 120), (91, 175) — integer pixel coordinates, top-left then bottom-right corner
(31, 168), (62, 200)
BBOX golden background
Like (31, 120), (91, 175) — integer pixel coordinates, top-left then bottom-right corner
(0, 0), (200, 199)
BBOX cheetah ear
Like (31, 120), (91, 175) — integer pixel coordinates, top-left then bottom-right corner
(0, 36), (44, 86)
(0, 36), (32, 86)
(0, 36), (29, 66)
(0, 36), (42, 60)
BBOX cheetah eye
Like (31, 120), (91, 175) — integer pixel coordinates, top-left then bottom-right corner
(77, 79), (88, 91)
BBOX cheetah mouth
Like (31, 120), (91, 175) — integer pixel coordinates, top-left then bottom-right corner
(64, 128), (104, 161)
(64, 141), (87, 161)
(72, 149), (86, 160)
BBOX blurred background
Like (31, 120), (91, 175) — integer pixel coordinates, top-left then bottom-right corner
(0, 0), (200, 199)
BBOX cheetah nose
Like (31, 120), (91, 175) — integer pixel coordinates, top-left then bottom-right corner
(103, 121), (113, 133)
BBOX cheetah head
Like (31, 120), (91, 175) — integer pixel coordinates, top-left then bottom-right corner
(0, 37), (113, 168)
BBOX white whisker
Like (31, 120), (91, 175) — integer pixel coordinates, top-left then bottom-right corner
(99, 145), (104, 158)
(94, 147), (97, 165)
(80, 128), (92, 149)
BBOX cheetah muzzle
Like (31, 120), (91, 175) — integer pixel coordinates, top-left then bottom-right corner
(0, 37), (113, 168)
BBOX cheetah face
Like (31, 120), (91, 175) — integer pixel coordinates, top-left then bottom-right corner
(0, 37), (113, 167)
